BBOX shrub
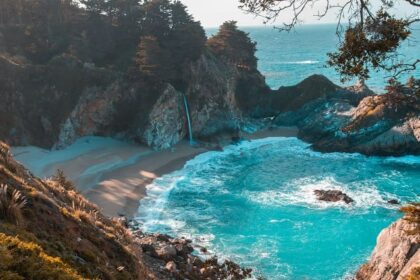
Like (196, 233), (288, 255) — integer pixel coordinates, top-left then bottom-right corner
(0, 184), (27, 225)
(405, 266), (420, 280)
(53, 169), (76, 191)
(0, 233), (84, 280)
(400, 203), (420, 224)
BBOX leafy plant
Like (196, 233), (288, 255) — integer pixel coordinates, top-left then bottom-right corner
(0, 184), (27, 225)
(0, 233), (84, 280)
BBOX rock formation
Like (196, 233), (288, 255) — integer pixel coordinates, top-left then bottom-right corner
(314, 190), (354, 204)
(0, 48), (418, 156)
(273, 75), (420, 156)
(356, 218), (420, 280)
(0, 51), (268, 150)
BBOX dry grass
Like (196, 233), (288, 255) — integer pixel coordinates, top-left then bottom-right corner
(400, 203), (420, 235)
(0, 184), (27, 225)
(401, 203), (420, 224)
(405, 266), (420, 280)
(0, 232), (85, 280)
(53, 169), (76, 191)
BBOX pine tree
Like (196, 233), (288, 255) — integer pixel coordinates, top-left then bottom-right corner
(136, 35), (172, 79)
(207, 21), (257, 70)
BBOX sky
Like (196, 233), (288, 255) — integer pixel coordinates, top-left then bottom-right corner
(181, 0), (416, 27)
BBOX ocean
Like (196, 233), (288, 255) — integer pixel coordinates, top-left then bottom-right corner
(209, 24), (420, 92)
(137, 138), (420, 279)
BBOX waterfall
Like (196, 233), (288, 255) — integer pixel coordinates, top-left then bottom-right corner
(182, 95), (194, 145)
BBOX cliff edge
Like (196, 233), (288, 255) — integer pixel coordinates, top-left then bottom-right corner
(356, 205), (420, 280)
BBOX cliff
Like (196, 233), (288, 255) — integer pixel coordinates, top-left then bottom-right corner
(0, 141), (253, 279)
(273, 76), (420, 156)
(0, 51), (268, 150)
(356, 206), (420, 280)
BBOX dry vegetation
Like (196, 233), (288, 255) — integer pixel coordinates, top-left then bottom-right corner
(0, 140), (254, 280)
(400, 203), (420, 236)
(405, 266), (420, 280)
(0, 141), (143, 279)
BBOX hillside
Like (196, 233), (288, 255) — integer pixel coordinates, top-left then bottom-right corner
(0, 141), (252, 279)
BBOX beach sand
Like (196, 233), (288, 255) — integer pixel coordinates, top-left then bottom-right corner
(12, 126), (298, 218)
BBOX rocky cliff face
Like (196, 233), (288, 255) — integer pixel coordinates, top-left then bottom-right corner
(356, 218), (420, 280)
(273, 76), (420, 156)
(1, 50), (418, 156)
(0, 52), (268, 150)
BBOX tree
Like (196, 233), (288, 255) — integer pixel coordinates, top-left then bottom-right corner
(141, 0), (172, 40)
(238, 0), (419, 82)
(207, 21), (257, 70)
(136, 35), (173, 79)
(165, 1), (206, 73)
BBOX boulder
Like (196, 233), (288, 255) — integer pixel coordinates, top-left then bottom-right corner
(356, 219), (420, 280)
(314, 190), (354, 204)
(156, 245), (177, 260)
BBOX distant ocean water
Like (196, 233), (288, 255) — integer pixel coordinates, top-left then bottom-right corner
(137, 138), (420, 280)
(208, 24), (420, 92)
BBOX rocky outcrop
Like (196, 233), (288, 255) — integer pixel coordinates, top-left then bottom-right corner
(356, 219), (420, 280)
(1, 47), (418, 156)
(136, 232), (252, 279)
(141, 85), (187, 150)
(273, 76), (420, 156)
(0, 50), (269, 150)
(314, 190), (354, 204)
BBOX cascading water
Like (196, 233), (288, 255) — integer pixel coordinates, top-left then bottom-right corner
(183, 94), (194, 145)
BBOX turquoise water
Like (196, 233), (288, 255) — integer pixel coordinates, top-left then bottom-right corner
(208, 24), (420, 91)
(137, 138), (420, 280)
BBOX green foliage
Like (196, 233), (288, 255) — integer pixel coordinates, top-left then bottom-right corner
(207, 21), (257, 70)
(328, 9), (411, 82)
(1, 0), (206, 83)
(0, 233), (85, 280)
(135, 0), (206, 87)
(136, 35), (172, 79)
(0, 184), (27, 226)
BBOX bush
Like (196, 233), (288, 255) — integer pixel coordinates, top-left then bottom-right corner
(0, 184), (27, 225)
(400, 203), (420, 224)
(53, 169), (76, 191)
(405, 266), (420, 280)
(0, 233), (84, 280)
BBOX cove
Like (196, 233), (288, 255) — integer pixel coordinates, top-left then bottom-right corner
(136, 137), (420, 280)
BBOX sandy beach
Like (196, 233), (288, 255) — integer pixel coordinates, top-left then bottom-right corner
(12, 126), (298, 218)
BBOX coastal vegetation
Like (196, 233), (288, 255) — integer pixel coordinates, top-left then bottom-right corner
(0, 132), (255, 278)
(239, 0), (419, 82)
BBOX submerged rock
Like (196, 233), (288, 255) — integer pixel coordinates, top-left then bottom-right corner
(388, 199), (400, 205)
(314, 190), (354, 204)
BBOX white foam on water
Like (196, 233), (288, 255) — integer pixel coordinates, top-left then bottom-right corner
(136, 174), (185, 232)
(281, 60), (321, 65)
(383, 155), (420, 166)
(246, 176), (398, 211)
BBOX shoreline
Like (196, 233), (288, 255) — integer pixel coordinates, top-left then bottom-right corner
(12, 126), (298, 218)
